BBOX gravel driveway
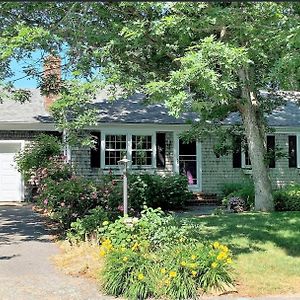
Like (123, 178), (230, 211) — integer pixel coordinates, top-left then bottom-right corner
(0, 204), (114, 300)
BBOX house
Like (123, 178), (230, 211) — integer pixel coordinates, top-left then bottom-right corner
(1, 84), (300, 202)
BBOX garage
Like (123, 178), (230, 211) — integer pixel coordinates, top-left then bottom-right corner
(0, 141), (23, 202)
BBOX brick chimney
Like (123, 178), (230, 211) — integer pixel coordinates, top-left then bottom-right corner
(43, 55), (61, 111)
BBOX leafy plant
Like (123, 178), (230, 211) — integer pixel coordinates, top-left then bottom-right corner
(15, 133), (62, 180)
(67, 206), (111, 243)
(273, 184), (300, 211)
(128, 174), (192, 211)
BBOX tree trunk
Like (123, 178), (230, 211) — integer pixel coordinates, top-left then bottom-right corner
(238, 68), (274, 211)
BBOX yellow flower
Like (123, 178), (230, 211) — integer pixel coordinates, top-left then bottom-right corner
(217, 252), (227, 261)
(99, 249), (106, 257)
(137, 273), (144, 281)
(213, 241), (220, 249)
(189, 263), (197, 269)
(211, 262), (218, 269)
(123, 256), (128, 262)
(164, 279), (170, 286)
(131, 242), (139, 251)
(180, 261), (187, 267)
(226, 258), (232, 264)
(220, 245), (229, 253)
(191, 255), (197, 260)
(169, 271), (177, 278)
(102, 221), (109, 226)
(160, 268), (166, 274)
(191, 270), (197, 277)
(120, 247), (126, 252)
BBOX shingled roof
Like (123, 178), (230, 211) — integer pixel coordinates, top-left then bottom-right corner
(0, 89), (299, 126)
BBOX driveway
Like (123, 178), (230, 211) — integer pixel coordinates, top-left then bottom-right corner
(0, 204), (114, 300)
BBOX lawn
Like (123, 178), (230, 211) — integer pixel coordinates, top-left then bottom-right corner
(188, 211), (300, 296)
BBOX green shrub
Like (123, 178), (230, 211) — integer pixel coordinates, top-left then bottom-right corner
(222, 181), (255, 210)
(128, 174), (192, 210)
(273, 184), (300, 211)
(99, 207), (198, 251)
(37, 176), (100, 228)
(66, 206), (111, 243)
(15, 133), (62, 180)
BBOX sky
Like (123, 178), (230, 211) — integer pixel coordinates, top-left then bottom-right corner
(9, 59), (39, 88)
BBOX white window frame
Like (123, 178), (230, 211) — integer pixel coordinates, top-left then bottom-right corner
(100, 129), (156, 170)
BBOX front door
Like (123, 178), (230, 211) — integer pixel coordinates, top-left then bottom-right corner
(178, 139), (201, 191)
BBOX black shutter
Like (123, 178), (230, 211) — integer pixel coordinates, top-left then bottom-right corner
(232, 136), (242, 168)
(267, 136), (276, 168)
(156, 132), (166, 168)
(289, 135), (297, 168)
(90, 131), (101, 168)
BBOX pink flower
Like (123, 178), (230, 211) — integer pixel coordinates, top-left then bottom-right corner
(43, 199), (48, 205)
(117, 204), (124, 212)
(60, 202), (65, 207)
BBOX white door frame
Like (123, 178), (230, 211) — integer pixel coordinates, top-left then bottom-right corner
(173, 132), (202, 192)
(0, 140), (25, 201)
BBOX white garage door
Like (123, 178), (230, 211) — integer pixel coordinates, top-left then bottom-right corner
(0, 142), (23, 201)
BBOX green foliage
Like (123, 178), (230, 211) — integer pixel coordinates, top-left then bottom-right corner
(273, 184), (300, 211)
(222, 181), (255, 210)
(99, 209), (233, 299)
(37, 176), (100, 228)
(66, 206), (110, 243)
(99, 207), (199, 251)
(128, 174), (192, 210)
(15, 134), (62, 180)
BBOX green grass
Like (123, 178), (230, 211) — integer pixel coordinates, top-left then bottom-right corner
(187, 212), (300, 296)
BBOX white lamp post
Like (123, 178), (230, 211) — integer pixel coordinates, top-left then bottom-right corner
(118, 156), (131, 216)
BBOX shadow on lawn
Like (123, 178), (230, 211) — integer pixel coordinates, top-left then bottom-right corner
(191, 212), (300, 257)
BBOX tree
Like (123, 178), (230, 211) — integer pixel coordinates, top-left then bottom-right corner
(0, 2), (299, 210)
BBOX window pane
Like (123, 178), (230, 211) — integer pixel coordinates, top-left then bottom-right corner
(156, 132), (166, 168)
(105, 135), (127, 166)
(267, 136), (276, 168)
(289, 135), (297, 168)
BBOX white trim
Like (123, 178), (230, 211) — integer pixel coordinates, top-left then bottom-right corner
(101, 129), (156, 169)
(0, 140), (25, 202)
(173, 132), (202, 192)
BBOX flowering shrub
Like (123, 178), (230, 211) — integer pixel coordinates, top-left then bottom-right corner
(100, 238), (233, 300)
(37, 176), (101, 228)
(227, 196), (246, 213)
(99, 207), (198, 250)
(97, 208), (234, 299)
(222, 182), (254, 210)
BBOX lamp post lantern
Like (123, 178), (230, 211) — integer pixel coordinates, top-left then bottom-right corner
(118, 156), (131, 216)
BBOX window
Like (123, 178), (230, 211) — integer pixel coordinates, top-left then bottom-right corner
(104, 134), (127, 166)
(232, 135), (242, 168)
(289, 135), (297, 168)
(156, 132), (166, 168)
(132, 135), (152, 166)
(90, 131), (101, 168)
(267, 135), (276, 168)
